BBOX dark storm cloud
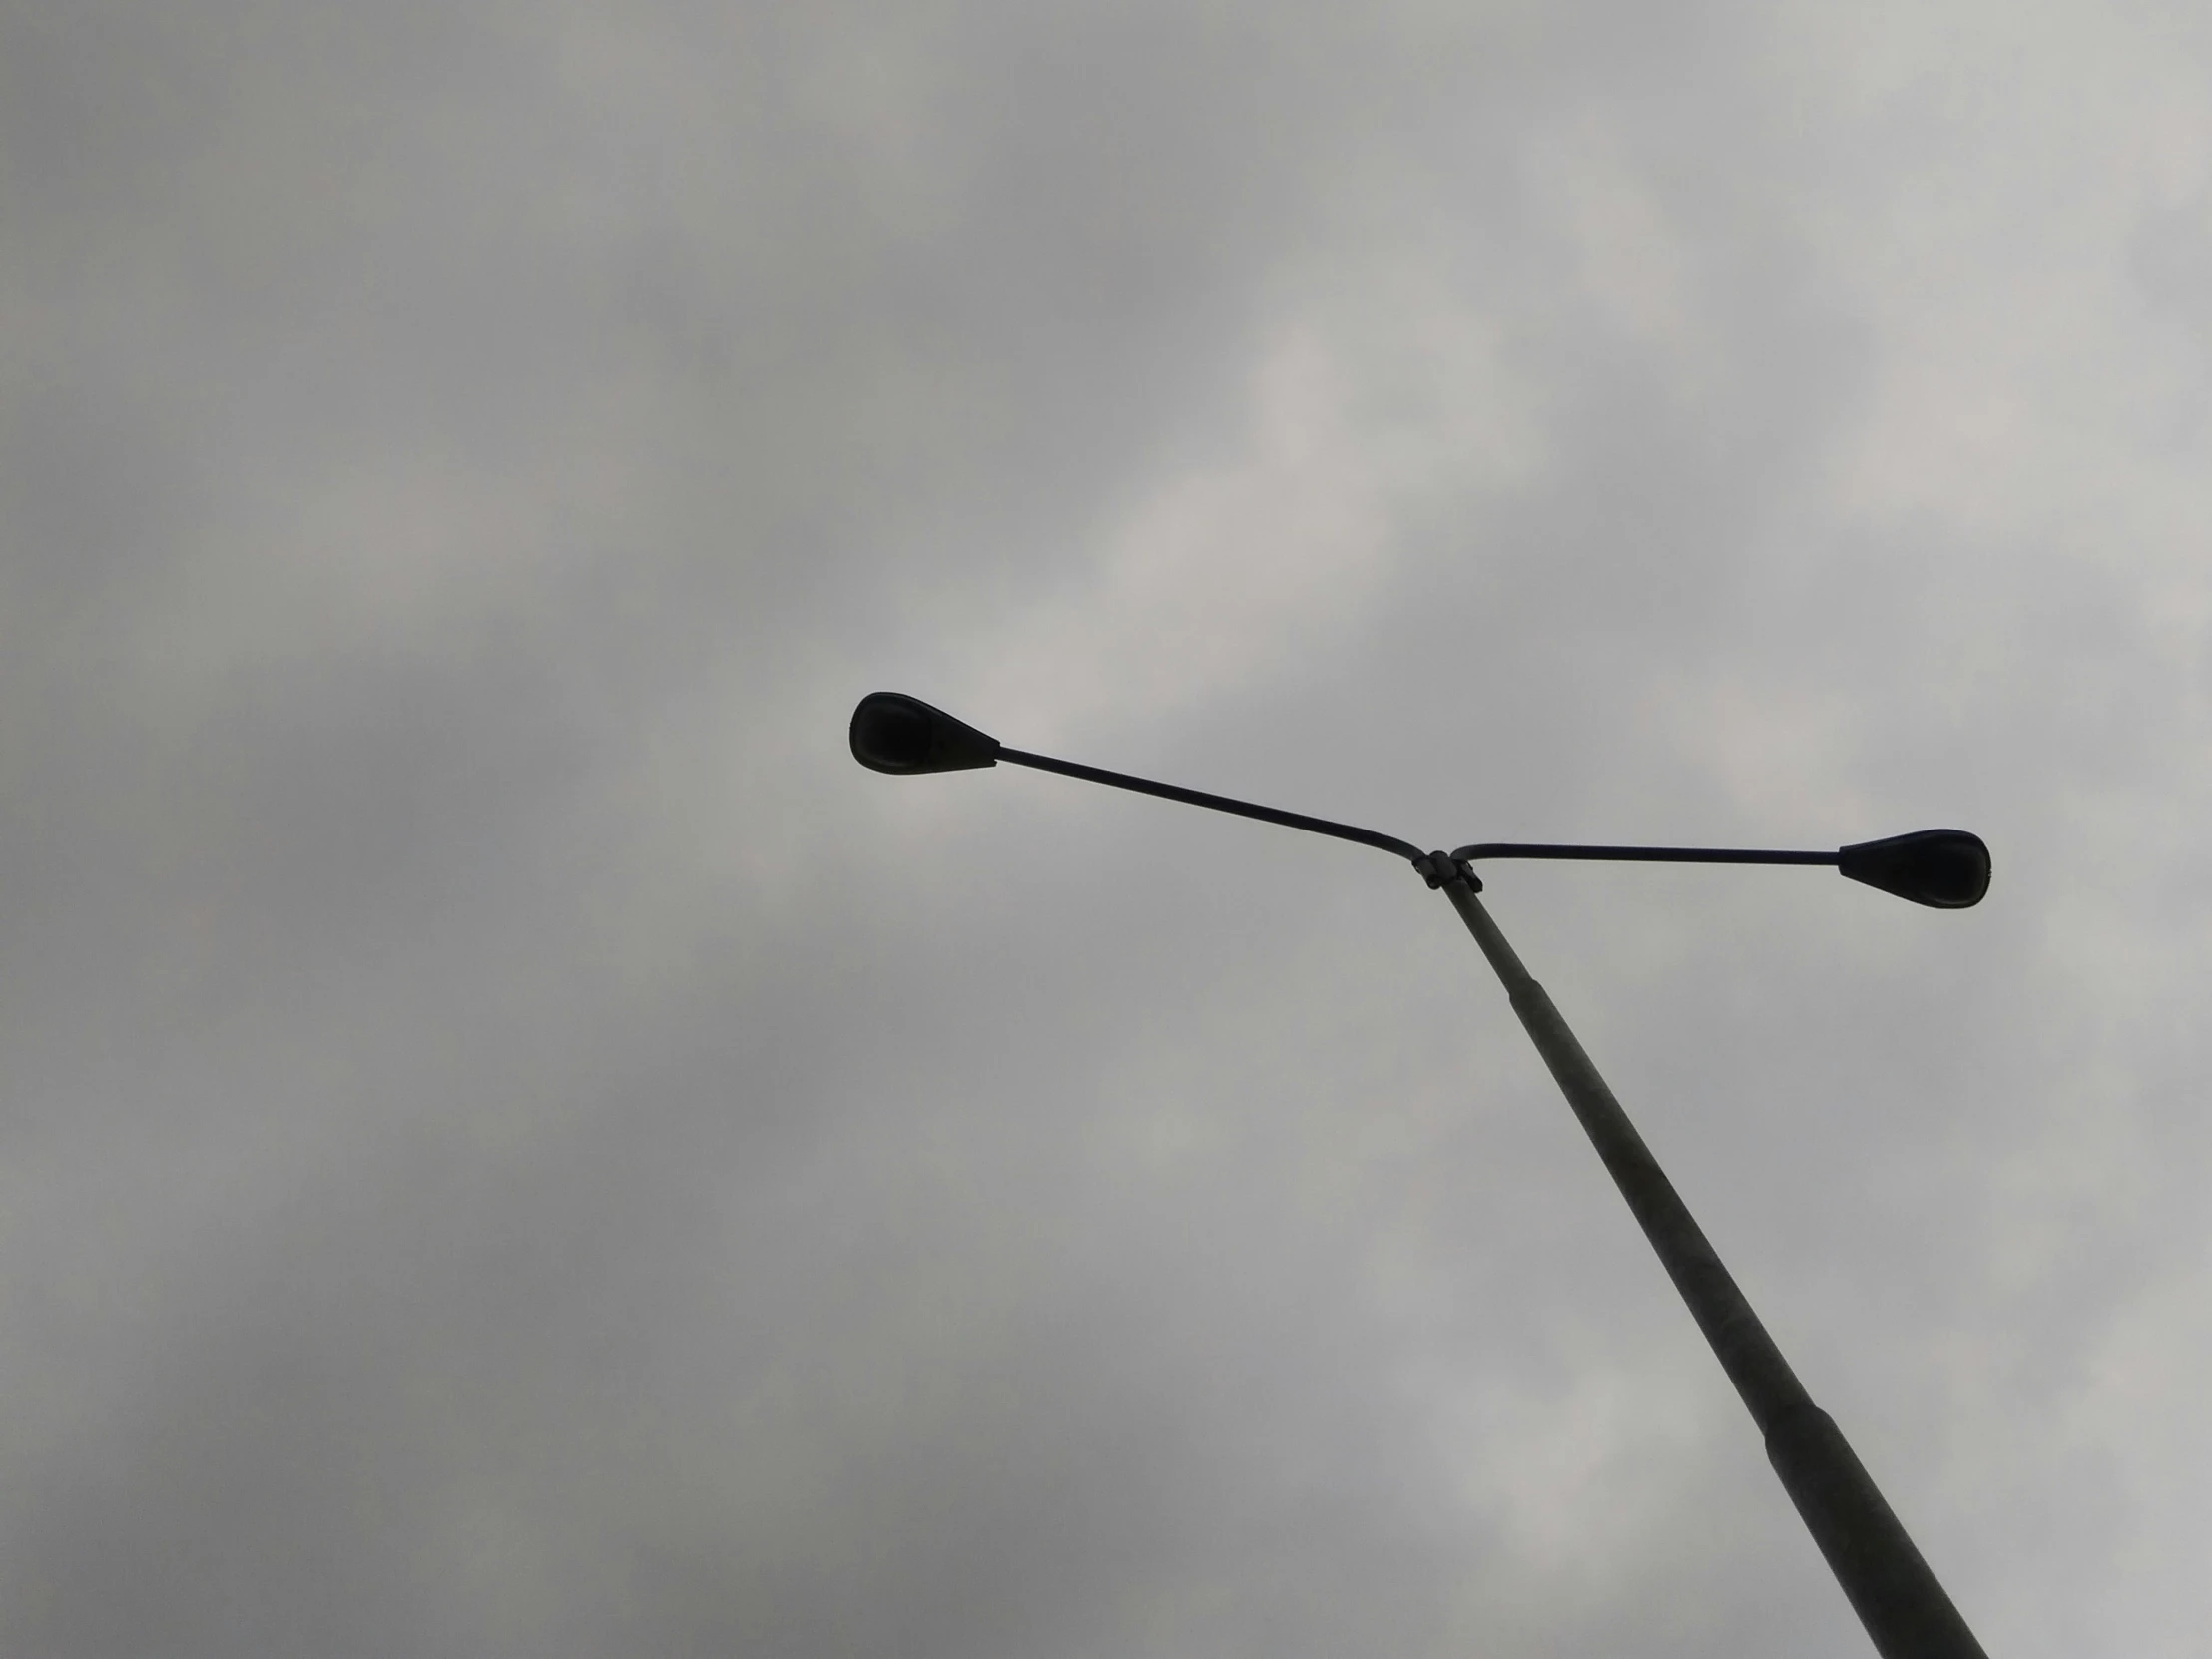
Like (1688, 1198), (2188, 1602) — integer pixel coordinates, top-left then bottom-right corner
(5, 0), (2212, 1654)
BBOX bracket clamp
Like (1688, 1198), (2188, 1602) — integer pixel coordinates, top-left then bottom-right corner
(1412, 851), (1480, 891)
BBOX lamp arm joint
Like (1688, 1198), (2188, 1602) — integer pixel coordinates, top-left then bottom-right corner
(1411, 851), (1481, 891)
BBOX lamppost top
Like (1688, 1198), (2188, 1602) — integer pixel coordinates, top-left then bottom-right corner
(850, 692), (1990, 910)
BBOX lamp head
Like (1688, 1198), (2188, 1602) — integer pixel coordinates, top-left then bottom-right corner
(1838, 829), (1990, 908)
(849, 693), (1000, 775)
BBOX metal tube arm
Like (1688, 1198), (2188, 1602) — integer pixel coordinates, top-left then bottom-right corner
(998, 747), (1426, 862)
(1453, 840), (1838, 867)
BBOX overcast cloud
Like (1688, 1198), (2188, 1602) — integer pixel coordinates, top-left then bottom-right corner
(5, 1), (2212, 1653)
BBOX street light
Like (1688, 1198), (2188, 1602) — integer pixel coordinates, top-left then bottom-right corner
(850, 690), (1992, 1659)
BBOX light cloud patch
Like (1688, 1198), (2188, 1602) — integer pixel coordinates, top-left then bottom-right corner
(964, 282), (1544, 754)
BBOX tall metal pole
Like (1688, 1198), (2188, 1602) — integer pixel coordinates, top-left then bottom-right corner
(1434, 867), (1987, 1659)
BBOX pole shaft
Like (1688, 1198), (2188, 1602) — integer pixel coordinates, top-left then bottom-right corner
(1437, 874), (1987, 1659)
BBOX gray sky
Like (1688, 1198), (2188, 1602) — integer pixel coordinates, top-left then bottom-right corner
(4, 1), (2210, 1653)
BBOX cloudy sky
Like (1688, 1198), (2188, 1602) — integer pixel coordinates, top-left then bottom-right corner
(6, 1), (2212, 1653)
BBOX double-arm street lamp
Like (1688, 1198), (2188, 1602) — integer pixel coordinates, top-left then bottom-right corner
(851, 690), (1992, 1659)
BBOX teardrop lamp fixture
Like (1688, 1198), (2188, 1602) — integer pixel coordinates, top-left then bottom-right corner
(849, 692), (1001, 775)
(1837, 829), (1991, 909)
